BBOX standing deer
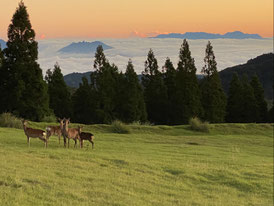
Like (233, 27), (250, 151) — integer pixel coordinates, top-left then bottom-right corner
(46, 118), (63, 144)
(22, 120), (48, 148)
(62, 118), (80, 148)
(77, 126), (95, 149)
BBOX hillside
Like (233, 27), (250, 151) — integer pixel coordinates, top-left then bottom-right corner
(0, 39), (6, 49)
(153, 31), (262, 39)
(0, 123), (273, 205)
(64, 71), (92, 88)
(58, 41), (112, 54)
(219, 53), (273, 100)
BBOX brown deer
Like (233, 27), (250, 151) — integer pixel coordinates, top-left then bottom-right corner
(77, 126), (95, 149)
(46, 118), (63, 144)
(22, 120), (48, 148)
(62, 118), (80, 148)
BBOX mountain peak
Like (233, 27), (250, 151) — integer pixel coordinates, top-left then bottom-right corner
(58, 41), (112, 54)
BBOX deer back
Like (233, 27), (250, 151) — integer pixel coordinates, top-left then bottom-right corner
(24, 127), (46, 139)
(80, 132), (94, 141)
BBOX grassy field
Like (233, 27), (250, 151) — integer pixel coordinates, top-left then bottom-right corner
(0, 122), (273, 206)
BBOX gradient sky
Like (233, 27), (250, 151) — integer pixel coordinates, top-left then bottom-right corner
(0, 0), (273, 40)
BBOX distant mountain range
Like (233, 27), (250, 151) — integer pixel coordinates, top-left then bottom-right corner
(64, 53), (273, 100)
(153, 31), (262, 39)
(58, 41), (112, 54)
(0, 39), (6, 49)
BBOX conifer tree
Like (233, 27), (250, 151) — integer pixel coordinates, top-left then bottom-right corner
(142, 49), (168, 124)
(226, 73), (243, 122)
(175, 39), (202, 124)
(91, 46), (120, 123)
(45, 63), (71, 118)
(0, 46), (4, 113)
(250, 75), (268, 122)
(200, 41), (226, 123)
(162, 57), (177, 124)
(120, 60), (147, 123)
(72, 77), (98, 124)
(0, 1), (49, 120)
(240, 75), (258, 122)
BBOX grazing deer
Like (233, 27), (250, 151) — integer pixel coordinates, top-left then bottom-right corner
(46, 118), (63, 144)
(62, 118), (80, 148)
(22, 120), (48, 148)
(78, 126), (95, 149)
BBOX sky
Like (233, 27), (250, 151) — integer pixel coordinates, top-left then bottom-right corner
(0, 0), (273, 39)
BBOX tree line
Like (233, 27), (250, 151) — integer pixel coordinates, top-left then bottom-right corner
(0, 2), (272, 124)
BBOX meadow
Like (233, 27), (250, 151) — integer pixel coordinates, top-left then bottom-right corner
(0, 122), (273, 206)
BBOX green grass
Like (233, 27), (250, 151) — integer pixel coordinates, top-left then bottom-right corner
(0, 123), (273, 206)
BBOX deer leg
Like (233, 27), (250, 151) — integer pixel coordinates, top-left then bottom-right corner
(68, 138), (70, 148)
(74, 139), (77, 148)
(63, 136), (66, 147)
(79, 139), (81, 148)
(58, 135), (60, 145)
(88, 139), (94, 149)
(27, 136), (30, 147)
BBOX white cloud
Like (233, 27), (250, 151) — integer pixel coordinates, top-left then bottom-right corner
(37, 38), (273, 76)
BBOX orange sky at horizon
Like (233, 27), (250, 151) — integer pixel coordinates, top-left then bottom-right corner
(0, 0), (273, 40)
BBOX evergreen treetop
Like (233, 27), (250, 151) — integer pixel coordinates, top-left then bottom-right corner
(5, 1), (38, 63)
(143, 49), (159, 76)
(177, 39), (196, 74)
(93, 45), (108, 71)
(201, 41), (217, 77)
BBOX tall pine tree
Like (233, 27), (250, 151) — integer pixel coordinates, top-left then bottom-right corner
(226, 73), (243, 122)
(45, 63), (71, 118)
(91, 46), (120, 123)
(142, 49), (168, 124)
(175, 39), (202, 124)
(250, 75), (268, 122)
(0, 1), (49, 120)
(162, 57), (177, 124)
(200, 41), (226, 123)
(116, 60), (147, 123)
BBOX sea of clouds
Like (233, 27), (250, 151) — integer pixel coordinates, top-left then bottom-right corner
(37, 38), (273, 75)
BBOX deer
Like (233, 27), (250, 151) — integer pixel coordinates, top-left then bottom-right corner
(77, 126), (95, 149)
(62, 118), (80, 148)
(22, 120), (48, 148)
(46, 118), (64, 144)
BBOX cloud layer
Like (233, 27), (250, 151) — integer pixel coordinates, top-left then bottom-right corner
(37, 38), (273, 75)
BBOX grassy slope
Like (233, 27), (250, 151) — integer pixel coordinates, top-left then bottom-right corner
(0, 123), (273, 206)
